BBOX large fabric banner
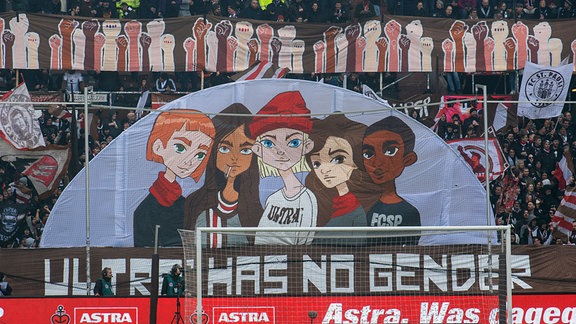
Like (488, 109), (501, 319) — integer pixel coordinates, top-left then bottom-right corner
(41, 79), (493, 248)
(1, 13), (576, 73)
(1, 245), (576, 296)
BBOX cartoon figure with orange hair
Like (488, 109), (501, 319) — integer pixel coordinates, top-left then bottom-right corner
(133, 109), (215, 247)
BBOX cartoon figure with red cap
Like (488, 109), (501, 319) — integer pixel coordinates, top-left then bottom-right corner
(250, 91), (318, 245)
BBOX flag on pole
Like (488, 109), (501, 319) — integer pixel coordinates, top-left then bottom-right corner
(553, 185), (576, 240)
(553, 151), (574, 190)
(0, 82), (46, 150)
(362, 84), (389, 105)
(447, 135), (508, 183)
(517, 61), (573, 119)
(230, 60), (290, 81)
(0, 139), (71, 199)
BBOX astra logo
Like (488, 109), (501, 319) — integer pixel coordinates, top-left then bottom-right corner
(213, 307), (275, 323)
(74, 307), (138, 323)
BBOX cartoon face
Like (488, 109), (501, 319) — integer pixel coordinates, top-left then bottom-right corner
(310, 136), (357, 189)
(216, 125), (254, 178)
(153, 125), (212, 179)
(253, 127), (312, 171)
(362, 130), (415, 185)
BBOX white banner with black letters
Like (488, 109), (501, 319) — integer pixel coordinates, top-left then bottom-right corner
(518, 61), (573, 119)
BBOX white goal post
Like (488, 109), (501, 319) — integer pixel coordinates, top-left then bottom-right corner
(179, 225), (512, 324)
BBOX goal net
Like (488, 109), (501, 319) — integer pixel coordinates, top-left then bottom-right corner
(179, 226), (512, 324)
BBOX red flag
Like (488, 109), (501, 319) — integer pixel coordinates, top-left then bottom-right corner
(553, 156), (573, 190)
(0, 140), (70, 199)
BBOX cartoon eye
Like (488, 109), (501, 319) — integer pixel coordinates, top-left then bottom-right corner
(195, 152), (207, 160)
(288, 139), (301, 148)
(261, 139), (274, 148)
(384, 147), (399, 156)
(173, 143), (186, 154)
(240, 148), (252, 155)
(363, 150), (374, 159)
(219, 146), (230, 154)
(312, 161), (321, 169)
(330, 155), (346, 164)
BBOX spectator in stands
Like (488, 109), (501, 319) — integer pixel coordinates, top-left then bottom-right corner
(569, 220), (576, 244)
(43, 0), (63, 14)
(513, 2), (528, 19)
(523, 0), (537, 16)
(443, 4), (456, 17)
(140, 0), (161, 18)
(69, 3), (81, 16)
(79, 0), (98, 17)
(308, 2), (326, 22)
(528, 219), (553, 245)
(495, 0), (512, 18)
(265, 0), (288, 20)
(119, 2), (137, 18)
(240, 0), (264, 19)
(413, 1), (428, 16)
(160, 0), (182, 17)
(431, 0), (445, 17)
(534, 0), (553, 19)
(289, 0), (309, 22)
(458, 0), (476, 18)
(354, 0), (376, 20)
(558, 0), (576, 18)
(62, 70), (84, 94)
(477, 0), (494, 18)
(96, 0), (119, 18)
(155, 73), (177, 93)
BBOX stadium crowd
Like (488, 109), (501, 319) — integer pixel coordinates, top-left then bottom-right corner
(0, 0), (575, 248)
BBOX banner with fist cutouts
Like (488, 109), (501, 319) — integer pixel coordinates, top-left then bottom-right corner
(2, 13), (576, 73)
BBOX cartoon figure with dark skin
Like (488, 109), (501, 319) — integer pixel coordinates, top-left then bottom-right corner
(184, 104), (263, 248)
(305, 115), (380, 246)
(133, 110), (215, 247)
(362, 116), (421, 245)
(250, 91), (317, 245)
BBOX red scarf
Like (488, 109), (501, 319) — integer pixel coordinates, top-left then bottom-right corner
(149, 172), (182, 207)
(331, 192), (361, 218)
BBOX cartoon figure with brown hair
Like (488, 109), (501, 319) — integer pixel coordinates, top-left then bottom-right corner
(250, 91), (317, 245)
(362, 116), (421, 245)
(184, 104), (263, 248)
(133, 110), (215, 247)
(305, 115), (380, 245)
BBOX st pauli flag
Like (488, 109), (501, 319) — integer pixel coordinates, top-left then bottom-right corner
(447, 135), (507, 183)
(0, 82), (46, 149)
(230, 60), (290, 81)
(0, 139), (71, 199)
(552, 151), (574, 190)
(553, 185), (576, 240)
(517, 61), (573, 119)
(362, 84), (390, 105)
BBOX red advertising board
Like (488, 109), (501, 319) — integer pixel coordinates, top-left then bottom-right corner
(0, 295), (574, 323)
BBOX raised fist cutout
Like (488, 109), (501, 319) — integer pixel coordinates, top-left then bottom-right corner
(25, 32), (40, 69)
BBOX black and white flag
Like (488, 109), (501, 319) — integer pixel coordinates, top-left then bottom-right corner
(518, 61), (572, 119)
